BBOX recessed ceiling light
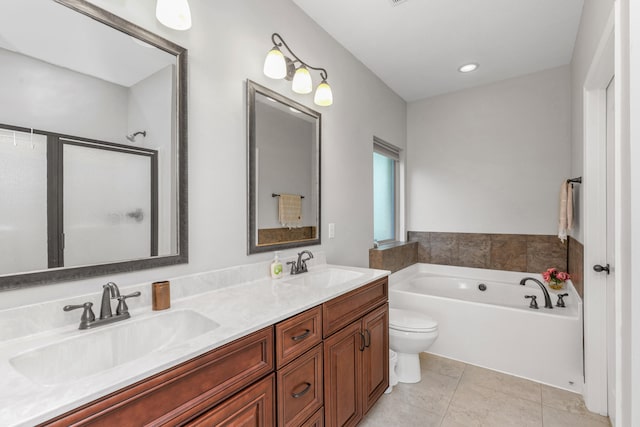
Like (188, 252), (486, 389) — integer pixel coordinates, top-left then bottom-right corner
(458, 63), (479, 73)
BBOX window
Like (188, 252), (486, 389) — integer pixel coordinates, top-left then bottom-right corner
(373, 138), (400, 243)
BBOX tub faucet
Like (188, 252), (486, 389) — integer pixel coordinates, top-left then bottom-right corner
(519, 277), (553, 309)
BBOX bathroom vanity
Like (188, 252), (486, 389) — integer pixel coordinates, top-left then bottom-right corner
(0, 260), (388, 427)
(41, 277), (388, 427)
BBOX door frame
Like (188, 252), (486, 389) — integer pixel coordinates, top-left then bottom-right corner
(582, 11), (614, 415)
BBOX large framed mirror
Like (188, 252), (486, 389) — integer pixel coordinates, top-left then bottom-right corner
(247, 80), (320, 254)
(0, 0), (188, 290)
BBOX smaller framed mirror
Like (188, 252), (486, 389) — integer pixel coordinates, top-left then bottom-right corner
(247, 80), (321, 254)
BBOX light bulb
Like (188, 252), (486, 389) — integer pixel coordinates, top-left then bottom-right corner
(314, 80), (333, 106)
(156, 0), (192, 31)
(292, 66), (313, 94)
(458, 63), (479, 73)
(263, 46), (287, 79)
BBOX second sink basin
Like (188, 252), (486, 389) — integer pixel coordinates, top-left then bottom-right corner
(284, 267), (364, 288)
(10, 309), (219, 386)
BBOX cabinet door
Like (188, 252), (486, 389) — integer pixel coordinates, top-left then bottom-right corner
(362, 304), (389, 414)
(323, 320), (363, 427)
(185, 374), (276, 427)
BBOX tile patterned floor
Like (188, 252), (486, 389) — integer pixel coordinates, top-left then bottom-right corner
(361, 353), (611, 427)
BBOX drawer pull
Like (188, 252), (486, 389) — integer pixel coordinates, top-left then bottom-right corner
(359, 332), (366, 352)
(291, 382), (312, 398)
(364, 329), (371, 348)
(291, 329), (311, 341)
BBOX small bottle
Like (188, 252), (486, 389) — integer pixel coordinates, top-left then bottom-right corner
(270, 252), (283, 279)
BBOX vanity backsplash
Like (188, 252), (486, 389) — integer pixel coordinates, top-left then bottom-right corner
(0, 252), (325, 342)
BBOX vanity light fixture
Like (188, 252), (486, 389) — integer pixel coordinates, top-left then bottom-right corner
(156, 0), (192, 31)
(458, 63), (479, 73)
(263, 33), (333, 106)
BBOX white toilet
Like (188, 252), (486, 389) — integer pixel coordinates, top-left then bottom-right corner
(389, 307), (439, 383)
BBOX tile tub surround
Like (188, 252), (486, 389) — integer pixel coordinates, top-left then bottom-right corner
(407, 231), (568, 274)
(369, 241), (419, 273)
(568, 236), (584, 298)
(361, 353), (610, 427)
(0, 253), (389, 427)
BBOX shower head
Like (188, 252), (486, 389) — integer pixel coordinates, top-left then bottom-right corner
(126, 130), (146, 142)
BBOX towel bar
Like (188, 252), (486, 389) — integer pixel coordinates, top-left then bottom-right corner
(272, 193), (304, 199)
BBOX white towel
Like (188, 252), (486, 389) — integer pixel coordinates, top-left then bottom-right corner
(278, 194), (302, 228)
(558, 181), (573, 242)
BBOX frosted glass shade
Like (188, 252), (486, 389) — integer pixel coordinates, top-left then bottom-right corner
(314, 80), (333, 106)
(156, 0), (192, 31)
(263, 47), (287, 79)
(292, 66), (313, 94)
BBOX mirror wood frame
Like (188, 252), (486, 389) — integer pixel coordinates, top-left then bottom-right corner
(246, 80), (321, 254)
(0, 0), (188, 291)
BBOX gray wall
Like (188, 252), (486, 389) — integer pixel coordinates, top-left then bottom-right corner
(407, 65), (571, 235)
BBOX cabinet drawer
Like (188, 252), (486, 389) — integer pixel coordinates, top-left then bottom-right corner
(277, 343), (323, 427)
(275, 306), (322, 369)
(300, 408), (324, 427)
(42, 327), (274, 427)
(185, 374), (276, 427)
(322, 277), (388, 337)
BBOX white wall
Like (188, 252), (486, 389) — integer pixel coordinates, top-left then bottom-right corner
(406, 66), (571, 235)
(128, 65), (175, 255)
(570, 0), (615, 242)
(1, 0), (406, 308)
(0, 48), (128, 143)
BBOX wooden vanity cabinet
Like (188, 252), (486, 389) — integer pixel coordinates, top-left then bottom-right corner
(322, 278), (389, 427)
(41, 276), (388, 427)
(41, 327), (274, 427)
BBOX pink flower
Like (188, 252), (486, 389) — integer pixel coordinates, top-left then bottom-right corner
(557, 272), (570, 281)
(541, 268), (570, 283)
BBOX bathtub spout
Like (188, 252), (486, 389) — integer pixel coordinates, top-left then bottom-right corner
(519, 277), (553, 309)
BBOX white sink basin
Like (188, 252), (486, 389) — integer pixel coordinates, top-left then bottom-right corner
(284, 267), (364, 288)
(10, 309), (219, 386)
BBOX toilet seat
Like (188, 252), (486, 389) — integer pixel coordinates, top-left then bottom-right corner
(389, 308), (438, 333)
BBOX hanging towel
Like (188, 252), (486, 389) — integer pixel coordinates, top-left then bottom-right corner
(558, 181), (571, 242)
(278, 194), (302, 228)
(567, 183), (574, 232)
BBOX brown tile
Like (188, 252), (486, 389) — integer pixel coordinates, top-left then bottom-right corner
(368, 242), (418, 273)
(490, 234), (527, 272)
(430, 232), (459, 265)
(526, 235), (568, 274)
(568, 237), (584, 298)
(408, 231), (431, 263)
(458, 233), (490, 269)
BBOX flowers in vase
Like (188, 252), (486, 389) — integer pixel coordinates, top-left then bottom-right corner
(542, 268), (571, 289)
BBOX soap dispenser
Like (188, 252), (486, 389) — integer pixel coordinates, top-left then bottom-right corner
(270, 252), (283, 279)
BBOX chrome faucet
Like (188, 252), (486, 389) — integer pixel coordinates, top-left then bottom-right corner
(519, 277), (553, 309)
(64, 282), (141, 330)
(287, 250), (314, 275)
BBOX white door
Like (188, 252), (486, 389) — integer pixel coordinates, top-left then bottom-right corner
(605, 76), (616, 424)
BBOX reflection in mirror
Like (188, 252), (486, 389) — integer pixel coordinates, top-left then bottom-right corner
(0, 0), (187, 290)
(247, 80), (321, 254)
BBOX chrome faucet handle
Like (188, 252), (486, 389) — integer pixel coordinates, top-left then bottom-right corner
(525, 295), (539, 309)
(286, 261), (297, 275)
(116, 291), (141, 315)
(64, 302), (96, 329)
(556, 293), (569, 308)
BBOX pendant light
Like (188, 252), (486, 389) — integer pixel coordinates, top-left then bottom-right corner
(263, 33), (333, 106)
(156, 0), (192, 31)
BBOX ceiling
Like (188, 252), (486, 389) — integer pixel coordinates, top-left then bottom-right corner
(0, 0), (175, 88)
(292, 0), (584, 101)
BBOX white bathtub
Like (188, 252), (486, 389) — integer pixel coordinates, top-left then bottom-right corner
(390, 263), (583, 393)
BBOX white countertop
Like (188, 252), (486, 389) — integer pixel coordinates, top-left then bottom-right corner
(0, 262), (389, 426)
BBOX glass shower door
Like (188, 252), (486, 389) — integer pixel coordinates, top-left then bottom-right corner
(63, 141), (155, 267)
